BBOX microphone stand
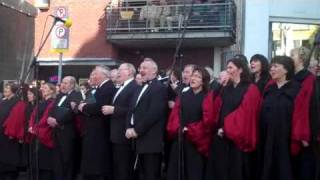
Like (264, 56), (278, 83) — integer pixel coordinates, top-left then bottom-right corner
(172, 1), (195, 180)
(21, 18), (60, 180)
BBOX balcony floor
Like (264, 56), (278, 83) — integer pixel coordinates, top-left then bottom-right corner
(106, 30), (235, 48)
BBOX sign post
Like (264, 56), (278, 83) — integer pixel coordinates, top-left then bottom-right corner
(51, 6), (69, 83)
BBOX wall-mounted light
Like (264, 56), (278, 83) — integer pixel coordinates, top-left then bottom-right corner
(35, 0), (49, 10)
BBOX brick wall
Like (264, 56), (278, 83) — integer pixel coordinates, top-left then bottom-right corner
(33, 0), (118, 60)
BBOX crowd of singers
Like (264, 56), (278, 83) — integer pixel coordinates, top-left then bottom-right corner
(0, 46), (319, 180)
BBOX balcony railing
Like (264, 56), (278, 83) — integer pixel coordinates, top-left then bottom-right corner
(106, 0), (236, 34)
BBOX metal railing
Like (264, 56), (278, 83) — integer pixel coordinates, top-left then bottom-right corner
(106, 0), (236, 34)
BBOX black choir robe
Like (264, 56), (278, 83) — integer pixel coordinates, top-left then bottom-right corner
(29, 98), (55, 171)
(166, 88), (207, 180)
(0, 96), (21, 172)
(258, 81), (300, 180)
(291, 69), (320, 180)
(252, 74), (271, 93)
(81, 80), (116, 176)
(205, 82), (261, 180)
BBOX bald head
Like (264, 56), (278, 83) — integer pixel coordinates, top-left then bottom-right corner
(139, 58), (158, 81)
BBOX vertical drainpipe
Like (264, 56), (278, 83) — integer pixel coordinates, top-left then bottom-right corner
(240, 0), (246, 54)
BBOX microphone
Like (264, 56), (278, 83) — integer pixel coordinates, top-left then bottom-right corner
(50, 15), (73, 28)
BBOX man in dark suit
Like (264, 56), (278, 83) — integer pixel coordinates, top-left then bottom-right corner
(126, 58), (168, 180)
(47, 76), (83, 180)
(78, 66), (116, 180)
(101, 63), (139, 180)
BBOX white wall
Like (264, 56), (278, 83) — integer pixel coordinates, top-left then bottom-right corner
(243, 0), (269, 59)
(269, 0), (320, 21)
(243, 0), (320, 59)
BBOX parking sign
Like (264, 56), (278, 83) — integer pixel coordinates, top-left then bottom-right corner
(51, 6), (69, 52)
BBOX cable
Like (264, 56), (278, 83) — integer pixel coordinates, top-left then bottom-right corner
(171, 0), (196, 69)
(39, 15), (51, 51)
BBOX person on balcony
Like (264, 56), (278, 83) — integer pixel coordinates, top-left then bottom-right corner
(139, 0), (161, 32)
(159, 0), (173, 30)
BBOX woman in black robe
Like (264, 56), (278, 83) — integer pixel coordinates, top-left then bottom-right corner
(0, 83), (21, 180)
(250, 54), (271, 93)
(290, 47), (320, 180)
(166, 66), (210, 180)
(29, 83), (56, 180)
(258, 56), (300, 180)
(205, 57), (261, 180)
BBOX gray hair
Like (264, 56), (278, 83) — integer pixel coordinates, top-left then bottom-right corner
(64, 76), (77, 89)
(121, 63), (136, 77)
(291, 47), (311, 66)
(143, 57), (158, 73)
(94, 65), (111, 78)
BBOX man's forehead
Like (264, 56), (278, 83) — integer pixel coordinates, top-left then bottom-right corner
(184, 66), (193, 71)
(62, 78), (69, 82)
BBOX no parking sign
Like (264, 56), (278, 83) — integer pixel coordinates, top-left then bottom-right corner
(51, 6), (69, 52)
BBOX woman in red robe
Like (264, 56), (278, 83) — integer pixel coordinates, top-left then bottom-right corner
(28, 83), (56, 180)
(166, 66), (211, 180)
(0, 83), (22, 180)
(290, 47), (320, 180)
(205, 57), (262, 180)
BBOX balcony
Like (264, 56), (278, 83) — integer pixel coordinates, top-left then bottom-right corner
(105, 0), (236, 48)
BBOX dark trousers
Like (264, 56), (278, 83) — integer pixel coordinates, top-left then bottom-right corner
(113, 143), (135, 180)
(138, 153), (162, 180)
(39, 169), (54, 180)
(82, 175), (107, 180)
(0, 172), (18, 180)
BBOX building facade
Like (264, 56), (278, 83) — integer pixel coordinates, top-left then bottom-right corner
(244, 0), (320, 59)
(28, 0), (239, 81)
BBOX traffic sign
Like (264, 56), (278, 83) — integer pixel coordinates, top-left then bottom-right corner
(55, 26), (66, 38)
(51, 6), (69, 53)
(56, 7), (67, 18)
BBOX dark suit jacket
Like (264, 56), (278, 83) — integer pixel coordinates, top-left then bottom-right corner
(51, 90), (83, 134)
(83, 80), (116, 117)
(81, 80), (116, 175)
(50, 90), (83, 174)
(128, 78), (168, 154)
(111, 80), (139, 144)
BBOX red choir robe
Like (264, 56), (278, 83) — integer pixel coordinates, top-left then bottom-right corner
(167, 92), (215, 157)
(29, 100), (55, 148)
(291, 74), (316, 155)
(204, 84), (261, 152)
(2, 101), (27, 141)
